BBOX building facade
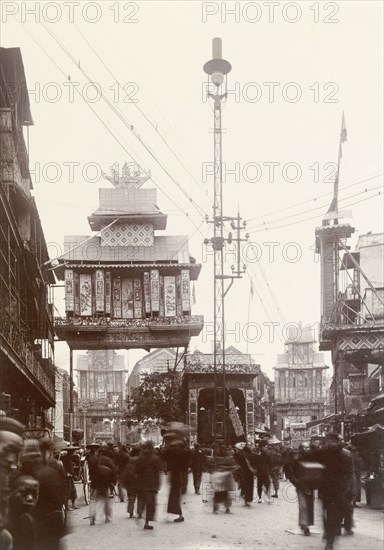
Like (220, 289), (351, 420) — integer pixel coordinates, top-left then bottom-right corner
(0, 47), (56, 429)
(127, 348), (178, 398)
(274, 326), (329, 443)
(316, 226), (384, 437)
(75, 350), (126, 443)
(54, 163), (203, 352)
(182, 347), (261, 446)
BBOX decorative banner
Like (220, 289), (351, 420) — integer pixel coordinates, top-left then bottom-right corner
(113, 277), (121, 318)
(89, 371), (95, 400)
(91, 272), (96, 315)
(159, 275), (164, 317)
(80, 274), (92, 316)
(143, 272), (151, 314)
(74, 272), (80, 315)
(164, 276), (176, 317)
(95, 270), (104, 312)
(105, 271), (111, 315)
(151, 270), (160, 312)
(133, 278), (142, 318)
(65, 270), (74, 311)
(121, 278), (134, 318)
(228, 394), (244, 437)
(176, 274), (182, 316)
(181, 269), (190, 313)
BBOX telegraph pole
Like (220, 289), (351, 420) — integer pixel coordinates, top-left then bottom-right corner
(203, 38), (247, 445)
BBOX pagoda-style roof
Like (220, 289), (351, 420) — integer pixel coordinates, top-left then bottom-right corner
(184, 349), (260, 375)
(88, 188), (167, 230)
(55, 235), (201, 280)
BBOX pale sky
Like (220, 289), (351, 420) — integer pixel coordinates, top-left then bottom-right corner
(2, 1), (383, 379)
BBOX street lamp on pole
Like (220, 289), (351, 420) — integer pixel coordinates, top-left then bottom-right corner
(79, 400), (90, 447)
(203, 38), (247, 446)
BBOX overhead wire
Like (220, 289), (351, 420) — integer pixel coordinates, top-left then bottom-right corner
(17, 18), (210, 243)
(17, 18), (381, 357)
(248, 191), (382, 234)
(246, 183), (383, 231)
(38, 18), (210, 224)
(66, 15), (212, 204)
(245, 173), (382, 224)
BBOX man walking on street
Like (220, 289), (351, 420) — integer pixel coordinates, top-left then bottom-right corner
(313, 432), (356, 550)
(189, 444), (206, 495)
(136, 442), (161, 530)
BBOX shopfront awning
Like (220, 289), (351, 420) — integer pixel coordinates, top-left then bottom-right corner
(306, 414), (336, 429)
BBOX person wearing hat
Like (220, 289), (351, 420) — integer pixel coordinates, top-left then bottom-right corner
(0, 416), (24, 549)
(313, 432), (356, 550)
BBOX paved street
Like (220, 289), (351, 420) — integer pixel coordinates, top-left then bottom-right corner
(62, 474), (383, 550)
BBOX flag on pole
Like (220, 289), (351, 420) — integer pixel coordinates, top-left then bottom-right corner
(228, 394), (244, 437)
(325, 112), (347, 218)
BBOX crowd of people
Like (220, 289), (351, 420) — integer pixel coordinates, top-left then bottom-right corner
(0, 415), (366, 550)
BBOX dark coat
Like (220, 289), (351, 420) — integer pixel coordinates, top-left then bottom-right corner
(161, 447), (191, 472)
(189, 450), (206, 473)
(92, 455), (117, 490)
(136, 452), (161, 492)
(313, 447), (356, 503)
(120, 456), (139, 493)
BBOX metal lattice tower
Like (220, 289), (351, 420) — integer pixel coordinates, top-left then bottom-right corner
(203, 39), (247, 444)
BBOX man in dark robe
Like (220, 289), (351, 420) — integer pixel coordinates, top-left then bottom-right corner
(161, 441), (190, 522)
(136, 442), (161, 529)
(313, 433), (356, 550)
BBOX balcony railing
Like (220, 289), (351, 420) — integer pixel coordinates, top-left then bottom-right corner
(54, 314), (204, 329)
(184, 362), (260, 374)
(0, 312), (55, 402)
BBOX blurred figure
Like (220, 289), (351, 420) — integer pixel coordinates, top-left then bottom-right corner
(313, 433), (356, 550)
(84, 443), (100, 526)
(0, 416), (24, 550)
(92, 445), (117, 524)
(209, 446), (236, 514)
(60, 446), (78, 510)
(285, 442), (314, 536)
(269, 444), (283, 498)
(121, 447), (143, 519)
(136, 442), (161, 530)
(233, 442), (255, 506)
(346, 443), (364, 507)
(20, 439), (66, 550)
(189, 444), (206, 495)
(115, 445), (129, 503)
(162, 441), (190, 522)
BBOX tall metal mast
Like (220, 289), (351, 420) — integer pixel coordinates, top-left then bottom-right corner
(203, 39), (247, 445)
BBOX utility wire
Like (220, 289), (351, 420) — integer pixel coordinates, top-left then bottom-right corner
(18, 19), (209, 242)
(39, 19), (209, 224)
(244, 173), (382, 223)
(67, 15), (212, 204)
(247, 184), (383, 231)
(248, 191), (382, 234)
